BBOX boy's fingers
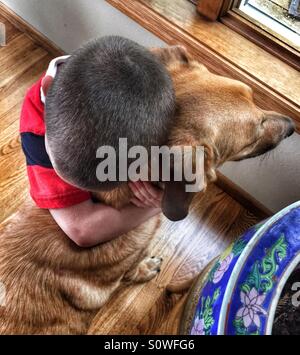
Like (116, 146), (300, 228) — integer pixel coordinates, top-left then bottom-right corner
(129, 182), (145, 202)
(133, 181), (154, 202)
(142, 182), (163, 203)
(130, 198), (160, 209)
(137, 181), (161, 203)
(150, 199), (160, 208)
(141, 182), (159, 199)
(130, 198), (146, 208)
(130, 197), (155, 208)
(129, 183), (153, 207)
(129, 182), (162, 208)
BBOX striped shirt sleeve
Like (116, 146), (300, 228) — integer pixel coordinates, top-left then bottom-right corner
(20, 76), (91, 209)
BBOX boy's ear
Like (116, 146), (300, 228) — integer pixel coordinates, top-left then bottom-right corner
(41, 75), (54, 96)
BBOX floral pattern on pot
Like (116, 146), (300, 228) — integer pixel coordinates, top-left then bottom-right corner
(191, 288), (221, 335)
(210, 239), (247, 285)
(212, 254), (233, 284)
(187, 202), (300, 335)
(191, 316), (205, 335)
(236, 288), (267, 329)
(232, 234), (288, 335)
(225, 206), (300, 335)
(190, 229), (256, 335)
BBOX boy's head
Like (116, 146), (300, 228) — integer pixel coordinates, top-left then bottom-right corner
(45, 36), (175, 191)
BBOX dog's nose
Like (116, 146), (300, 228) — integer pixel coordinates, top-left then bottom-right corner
(283, 117), (295, 138)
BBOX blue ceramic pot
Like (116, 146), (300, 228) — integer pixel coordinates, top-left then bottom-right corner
(181, 201), (300, 335)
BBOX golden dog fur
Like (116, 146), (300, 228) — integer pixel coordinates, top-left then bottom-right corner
(0, 46), (294, 334)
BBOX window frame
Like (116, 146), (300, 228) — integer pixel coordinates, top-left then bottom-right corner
(106, 0), (300, 131)
(197, 0), (300, 71)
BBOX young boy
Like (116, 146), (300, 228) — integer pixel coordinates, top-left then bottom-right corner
(20, 36), (175, 248)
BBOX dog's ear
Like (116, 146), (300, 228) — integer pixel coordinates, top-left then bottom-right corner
(151, 45), (191, 66)
(162, 179), (195, 221)
(161, 144), (217, 221)
(161, 146), (199, 221)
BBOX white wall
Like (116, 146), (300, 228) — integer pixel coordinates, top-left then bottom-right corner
(220, 133), (300, 212)
(2, 0), (300, 213)
(1, 0), (165, 51)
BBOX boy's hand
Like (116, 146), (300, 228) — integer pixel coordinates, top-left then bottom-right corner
(129, 181), (163, 208)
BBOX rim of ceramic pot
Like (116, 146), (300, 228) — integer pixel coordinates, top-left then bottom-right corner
(179, 258), (218, 335)
(218, 200), (300, 335)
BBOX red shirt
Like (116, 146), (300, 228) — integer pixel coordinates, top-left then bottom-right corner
(20, 76), (91, 209)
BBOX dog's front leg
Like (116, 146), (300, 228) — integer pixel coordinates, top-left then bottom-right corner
(59, 276), (121, 311)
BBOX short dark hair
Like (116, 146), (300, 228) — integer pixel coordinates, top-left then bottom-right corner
(45, 36), (175, 191)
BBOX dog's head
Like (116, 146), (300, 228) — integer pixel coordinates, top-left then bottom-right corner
(153, 46), (295, 221)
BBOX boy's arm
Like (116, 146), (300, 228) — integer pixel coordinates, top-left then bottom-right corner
(50, 182), (163, 248)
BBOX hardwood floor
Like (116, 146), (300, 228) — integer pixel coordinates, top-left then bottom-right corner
(0, 15), (53, 223)
(0, 13), (261, 334)
(89, 192), (258, 334)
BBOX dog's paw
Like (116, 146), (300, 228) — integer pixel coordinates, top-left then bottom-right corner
(133, 256), (163, 282)
(146, 256), (163, 272)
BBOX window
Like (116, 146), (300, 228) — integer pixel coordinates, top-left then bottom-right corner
(196, 0), (300, 69)
(233, 0), (299, 50)
(107, 0), (299, 129)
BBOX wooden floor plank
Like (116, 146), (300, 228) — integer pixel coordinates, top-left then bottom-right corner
(0, 24), (52, 222)
(0, 54), (52, 130)
(0, 120), (28, 223)
(0, 12), (53, 223)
